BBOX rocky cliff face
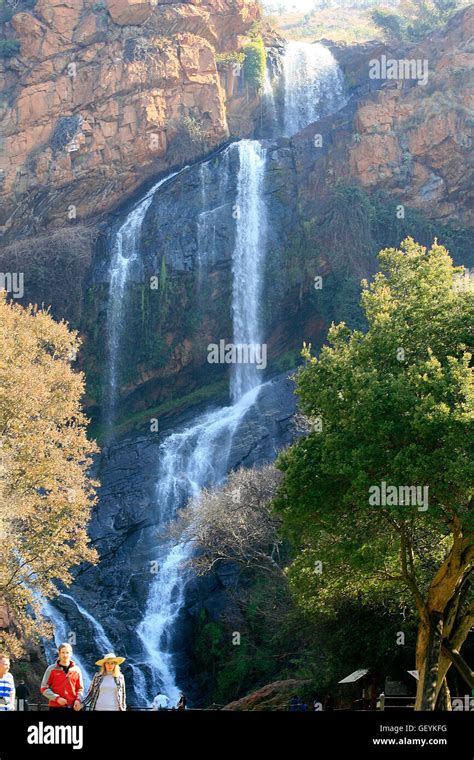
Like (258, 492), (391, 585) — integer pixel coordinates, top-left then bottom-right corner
(294, 5), (474, 227)
(80, 7), (473, 431)
(2, 6), (472, 432)
(82, 138), (307, 428)
(0, 0), (260, 238)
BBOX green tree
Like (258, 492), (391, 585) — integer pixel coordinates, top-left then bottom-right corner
(371, 8), (405, 38)
(371, 0), (464, 41)
(275, 239), (473, 710)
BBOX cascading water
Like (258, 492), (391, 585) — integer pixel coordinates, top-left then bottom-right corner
(130, 50), (346, 696)
(196, 151), (230, 275)
(105, 169), (184, 428)
(282, 41), (346, 137)
(263, 67), (278, 132)
(60, 593), (114, 656)
(230, 141), (267, 402)
(42, 170), (187, 673)
(41, 593), (115, 688)
(134, 140), (267, 705)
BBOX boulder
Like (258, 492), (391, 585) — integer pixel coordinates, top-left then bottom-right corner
(223, 679), (313, 710)
(105, 0), (152, 25)
(73, 12), (108, 46)
(36, 0), (85, 38)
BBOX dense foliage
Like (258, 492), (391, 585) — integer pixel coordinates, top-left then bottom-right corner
(243, 36), (266, 91)
(0, 296), (98, 656)
(275, 239), (473, 709)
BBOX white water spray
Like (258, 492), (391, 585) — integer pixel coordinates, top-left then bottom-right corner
(134, 140), (267, 705)
(105, 169), (185, 427)
(230, 140), (267, 402)
(282, 41), (346, 137)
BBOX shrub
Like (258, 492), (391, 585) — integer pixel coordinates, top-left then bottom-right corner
(0, 0), (36, 24)
(215, 51), (245, 72)
(243, 36), (266, 92)
(0, 39), (20, 59)
(371, 0), (464, 42)
(182, 114), (205, 146)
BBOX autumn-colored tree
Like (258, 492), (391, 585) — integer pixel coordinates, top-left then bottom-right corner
(0, 294), (98, 657)
(275, 240), (473, 710)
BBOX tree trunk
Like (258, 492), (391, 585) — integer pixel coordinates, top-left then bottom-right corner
(435, 677), (451, 711)
(433, 572), (473, 703)
(413, 527), (473, 710)
(415, 611), (444, 710)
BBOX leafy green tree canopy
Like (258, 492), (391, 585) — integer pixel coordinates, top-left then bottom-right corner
(275, 239), (473, 709)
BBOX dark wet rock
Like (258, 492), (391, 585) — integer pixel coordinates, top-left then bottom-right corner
(53, 371), (297, 701)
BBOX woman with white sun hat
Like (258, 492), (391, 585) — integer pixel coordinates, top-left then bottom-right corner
(80, 653), (127, 711)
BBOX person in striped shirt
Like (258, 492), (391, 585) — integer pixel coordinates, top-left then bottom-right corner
(0, 653), (15, 711)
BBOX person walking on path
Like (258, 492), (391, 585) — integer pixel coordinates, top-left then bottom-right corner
(40, 643), (84, 710)
(0, 654), (15, 711)
(80, 653), (126, 712)
(289, 695), (301, 711)
(16, 680), (30, 711)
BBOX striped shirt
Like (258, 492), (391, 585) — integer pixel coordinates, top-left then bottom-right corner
(0, 672), (15, 711)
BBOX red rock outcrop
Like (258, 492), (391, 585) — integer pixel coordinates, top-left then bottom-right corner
(0, 0), (260, 237)
(294, 5), (474, 227)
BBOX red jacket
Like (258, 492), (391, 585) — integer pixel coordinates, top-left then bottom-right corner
(40, 660), (84, 707)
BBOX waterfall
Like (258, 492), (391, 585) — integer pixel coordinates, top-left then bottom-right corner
(42, 593), (115, 685)
(197, 150), (230, 274)
(69, 43), (348, 707)
(263, 66), (278, 131)
(60, 593), (114, 656)
(197, 161), (217, 277)
(105, 169), (185, 429)
(230, 140), (267, 402)
(133, 140), (267, 706)
(282, 41), (346, 137)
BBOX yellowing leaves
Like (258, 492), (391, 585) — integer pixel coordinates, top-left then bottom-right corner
(0, 294), (98, 656)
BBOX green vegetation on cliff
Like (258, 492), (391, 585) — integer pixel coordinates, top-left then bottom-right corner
(372, 0), (467, 41)
(243, 36), (266, 91)
(300, 185), (473, 339)
(0, 39), (20, 58)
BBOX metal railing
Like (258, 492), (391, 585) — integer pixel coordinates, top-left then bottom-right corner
(378, 694), (416, 710)
(16, 703), (192, 712)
